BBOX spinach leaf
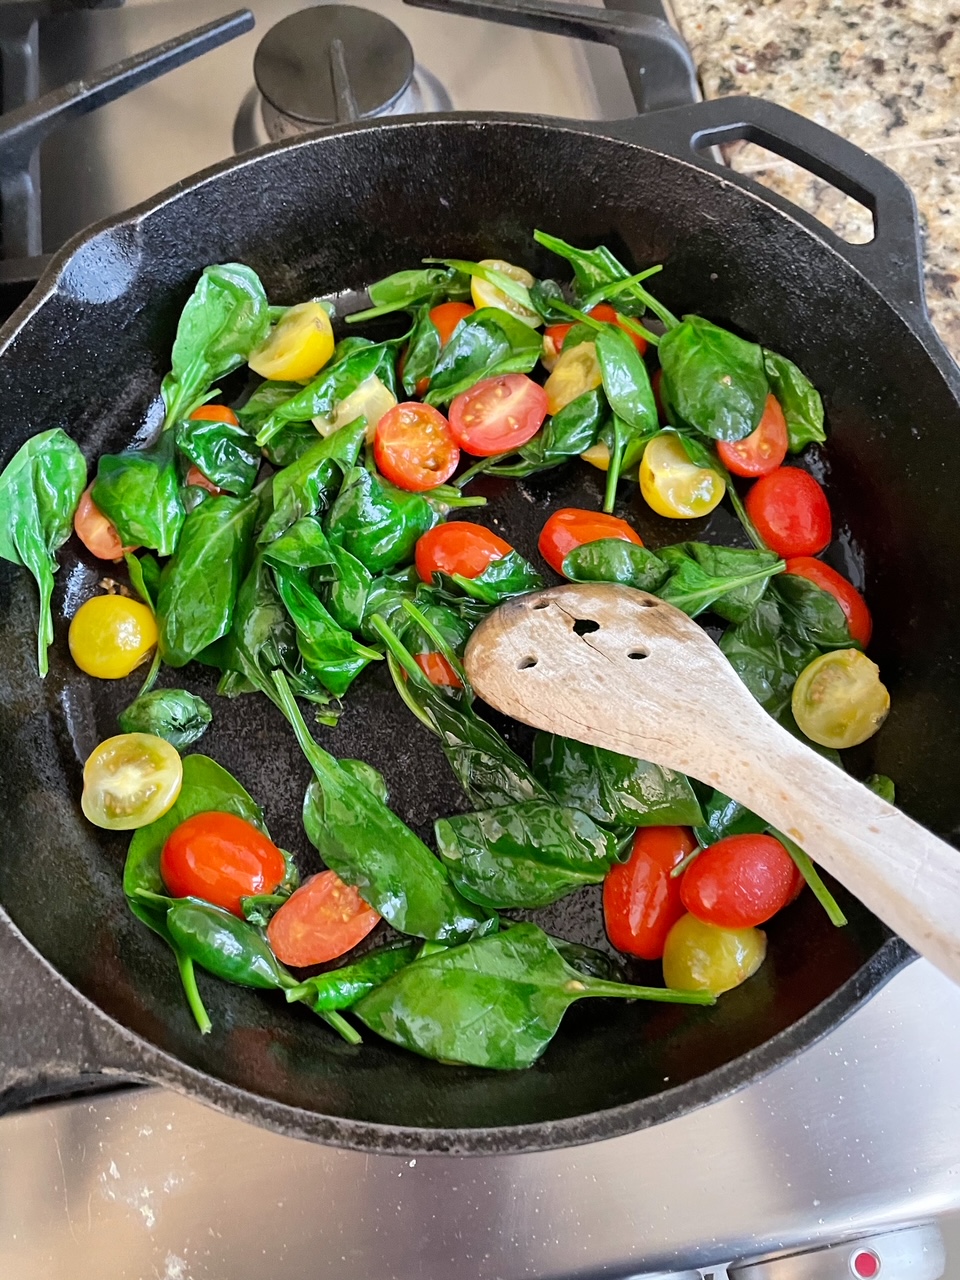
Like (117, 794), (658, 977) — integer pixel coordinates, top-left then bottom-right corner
(325, 465), (439, 573)
(719, 596), (818, 717)
(324, 544), (372, 633)
(340, 757), (390, 805)
(162, 264), (270, 428)
(432, 549), (543, 610)
(866, 773), (895, 804)
(694, 789), (767, 847)
(594, 324), (658, 511)
(92, 432), (185, 556)
(354, 922), (712, 1069)
(561, 539), (669, 593)
(658, 543), (785, 622)
(255, 342), (396, 446)
(435, 801), (621, 909)
(552, 939), (626, 983)
(424, 309), (541, 406)
(532, 231), (677, 325)
(425, 257), (536, 313)
(773, 572), (854, 649)
(401, 304), (443, 397)
(0, 428), (86, 675)
(763, 349), (826, 451)
(658, 316), (769, 443)
(273, 564), (380, 697)
(237, 379), (301, 430)
(125, 550), (161, 611)
(529, 278), (569, 323)
(272, 670), (493, 943)
(166, 898), (295, 990)
(345, 266), (469, 324)
(157, 493), (258, 666)
(259, 514), (337, 572)
(118, 688), (212, 749)
(258, 418), (365, 543)
(532, 732), (703, 827)
(175, 415), (260, 496)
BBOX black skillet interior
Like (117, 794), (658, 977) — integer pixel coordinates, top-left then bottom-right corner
(0, 106), (956, 1151)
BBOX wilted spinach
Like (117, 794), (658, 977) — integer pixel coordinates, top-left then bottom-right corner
(423, 309), (541, 406)
(259, 418), (366, 543)
(658, 543), (785, 622)
(175, 414), (259, 496)
(325, 465), (439, 573)
(345, 266), (469, 324)
(763, 349), (826, 451)
(92, 431), (184, 555)
(719, 596), (819, 718)
(273, 564), (380, 698)
(255, 341), (397, 447)
(400, 304), (443, 397)
(658, 316), (769, 443)
(561, 539), (669, 592)
(118, 688), (212, 749)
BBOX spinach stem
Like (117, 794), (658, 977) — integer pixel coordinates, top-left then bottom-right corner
(320, 1010), (363, 1044)
(552, 299), (660, 347)
(137, 646), (162, 698)
(726, 480), (769, 552)
(581, 265), (664, 309)
(582, 981), (715, 1005)
(176, 951), (212, 1035)
(603, 419), (626, 514)
(454, 453), (511, 489)
(400, 597), (471, 693)
(773, 829), (848, 927)
(270, 669), (338, 784)
(670, 847), (702, 879)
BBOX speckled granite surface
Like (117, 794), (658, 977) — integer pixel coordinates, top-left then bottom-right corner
(670, 0), (960, 358)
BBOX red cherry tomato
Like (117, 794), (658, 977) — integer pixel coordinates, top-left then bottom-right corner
(415, 521), (514, 582)
(266, 870), (380, 967)
(538, 507), (643, 576)
(184, 464), (225, 496)
(603, 826), (695, 960)
(429, 301), (474, 346)
(448, 374), (548, 457)
(680, 833), (797, 929)
(189, 403), (239, 425)
(589, 303), (647, 355)
(73, 484), (135, 562)
(414, 651), (463, 688)
(784, 557), (872, 647)
(716, 395), (789, 478)
(374, 402), (459, 492)
(744, 467), (832, 557)
(543, 322), (574, 361)
(160, 811), (287, 917)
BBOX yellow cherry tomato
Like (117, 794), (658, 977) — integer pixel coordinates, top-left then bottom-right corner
(543, 341), (602, 415)
(81, 733), (183, 830)
(313, 374), (397, 443)
(792, 649), (890, 749)
(470, 259), (542, 329)
(662, 913), (767, 994)
(69, 595), (157, 679)
(248, 301), (334, 381)
(639, 431), (726, 519)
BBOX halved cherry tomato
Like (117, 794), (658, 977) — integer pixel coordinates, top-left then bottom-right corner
(430, 301), (474, 346)
(543, 342), (602, 416)
(160, 811), (287, 917)
(448, 373), (548, 456)
(538, 508), (643, 577)
(267, 870), (380, 967)
(414, 651), (463, 688)
(374, 402), (459, 492)
(73, 485), (135, 562)
(470, 260), (541, 328)
(716, 395), (788, 478)
(82, 733), (182, 831)
(640, 431), (726, 519)
(603, 826), (695, 960)
(784, 557), (872, 647)
(184, 464), (224, 496)
(248, 301), (334, 381)
(744, 467), (832, 557)
(189, 404), (239, 426)
(415, 521), (513, 582)
(680, 834), (797, 929)
(792, 649), (889, 749)
(589, 303), (648, 355)
(663, 914), (767, 994)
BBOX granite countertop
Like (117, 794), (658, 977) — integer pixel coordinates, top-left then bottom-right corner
(669, 0), (960, 359)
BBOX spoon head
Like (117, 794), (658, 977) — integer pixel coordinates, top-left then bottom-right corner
(464, 582), (760, 780)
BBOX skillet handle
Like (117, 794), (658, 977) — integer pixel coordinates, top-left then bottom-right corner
(607, 96), (927, 320)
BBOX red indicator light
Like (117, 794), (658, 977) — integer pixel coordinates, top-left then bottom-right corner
(851, 1249), (881, 1279)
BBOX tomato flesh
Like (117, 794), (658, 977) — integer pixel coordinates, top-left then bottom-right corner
(716, 395), (789, 478)
(538, 508), (643, 576)
(267, 870), (380, 966)
(414, 651), (463, 688)
(680, 834), (797, 929)
(161, 811), (287, 917)
(74, 485), (134, 562)
(745, 467), (832, 557)
(429, 301), (474, 346)
(415, 521), (513, 582)
(374, 402), (459, 492)
(82, 733), (182, 831)
(784, 557), (872, 647)
(448, 374), (548, 456)
(603, 826), (694, 960)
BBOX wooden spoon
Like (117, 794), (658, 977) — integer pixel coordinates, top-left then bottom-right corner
(464, 581), (960, 985)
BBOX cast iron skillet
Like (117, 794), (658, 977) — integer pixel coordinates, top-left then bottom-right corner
(0, 97), (956, 1156)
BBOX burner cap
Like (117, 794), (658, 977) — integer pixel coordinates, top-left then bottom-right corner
(254, 5), (415, 125)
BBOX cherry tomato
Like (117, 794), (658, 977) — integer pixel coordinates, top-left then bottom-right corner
(680, 834), (797, 929)
(716, 395), (788, 478)
(429, 301), (474, 346)
(640, 431), (726, 519)
(160, 811), (287, 917)
(470, 259), (541, 328)
(792, 649), (889, 749)
(184, 464), (224, 496)
(744, 467), (832, 557)
(69, 595), (157, 679)
(397, 347), (430, 399)
(316, 374), (396, 443)
(82, 733), (182, 831)
(267, 870), (380, 966)
(662, 914), (767, 994)
(248, 301), (334, 381)
(374, 402), (459, 491)
(784, 557), (872, 647)
(189, 404), (239, 425)
(414, 651), (463, 688)
(448, 374), (548, 457)
(589, 303), (648, 355)
(543, 341), (602, 415)
(73, 485), (135, 562)
(603, 826), (695, 960)
(542, 323), (573, 371)
(415, 521), (513, 582)
(538, 508), (643, 576)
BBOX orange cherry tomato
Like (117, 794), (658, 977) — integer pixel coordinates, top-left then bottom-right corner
(680, 834), (797, 929)
(414, 651), (463, 688)
(374, 402), (460, 492)
(267, 870), (380, 967)
(184, 464), (224, 496)
(589, 303), (647, 355)
(716, 395), (789, 478)
(160, 811), (287, 917)
(603, 826), (695, 960)
(429, 301), (474, 346)
(73, 484), (136, 562)
(745, 467), (832, 558)
(784, 556), (872, 647)
(189, 404), (239, 425)
(415, 521), (514, 582)
(448, 374), (548, 456)
(538, 507), (643, 576)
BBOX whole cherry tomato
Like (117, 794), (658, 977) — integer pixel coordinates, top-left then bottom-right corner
(680, 833), (797, 929)
(603, 826), (695, 960)
(160, 811), (287, 917)
(538, 507), (643, 576)
(415, 521), (514, 582)
(73, 485), (134, 562)
(744, 467), (832, 557)
(716, 395), (788, 478)
(784, 556), (872, 647)
(429, 301), (474, 346)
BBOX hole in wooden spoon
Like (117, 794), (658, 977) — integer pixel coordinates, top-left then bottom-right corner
(627, 650), (648, 660)
(638, 599), (658, 608)
(518, 655), (538, 670)
(532, 601), (550, 611)
(573, 619), (600, 636)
